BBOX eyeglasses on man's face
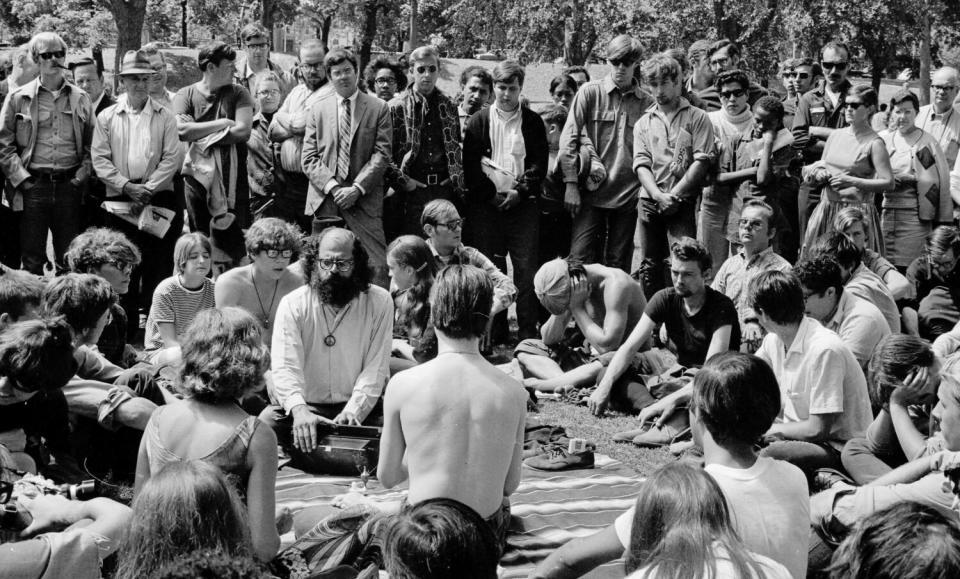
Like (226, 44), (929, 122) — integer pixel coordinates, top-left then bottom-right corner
(318, 258), (355, 271)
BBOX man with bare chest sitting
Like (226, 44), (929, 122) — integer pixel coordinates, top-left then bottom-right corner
(377, 264), (528, 547)
(516, 258), (647, 393)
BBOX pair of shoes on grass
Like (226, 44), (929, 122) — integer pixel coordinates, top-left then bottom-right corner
(524, 439), (597, 471)
(612, 411), (691, 448)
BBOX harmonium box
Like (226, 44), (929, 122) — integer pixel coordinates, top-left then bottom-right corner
(287, 424), (382, 476)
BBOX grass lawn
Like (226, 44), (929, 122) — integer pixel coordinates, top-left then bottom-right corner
(534, 400), (675, 476)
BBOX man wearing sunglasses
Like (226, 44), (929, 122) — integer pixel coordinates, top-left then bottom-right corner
(0, 32), (94, 276)
(557, 34), (653, 274)
(792, 41), (853, 227)
(779, 57), (820, 128)
(386, 45), (464, 240)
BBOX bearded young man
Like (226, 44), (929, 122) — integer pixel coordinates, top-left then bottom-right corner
(259, 228), (393, 453)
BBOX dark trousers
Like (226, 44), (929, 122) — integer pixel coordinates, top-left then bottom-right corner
(184, 175), (247, 266)
(0, 202), (20, 269)
(274, 172), (313, 235)
(469, 198), (540, 340)
(104, 187), (184, 337)
(636, 200), (696, 297)
(400, 183), (459, 238)
(569, 203), (638, 273)
(20, 178), (82, 274)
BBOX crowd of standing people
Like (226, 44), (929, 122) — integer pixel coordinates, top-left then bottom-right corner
(3, 23), (960, 578)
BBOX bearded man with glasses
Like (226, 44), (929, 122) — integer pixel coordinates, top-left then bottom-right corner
(259, 227), (393, 458)
(0, 32), (95, 275)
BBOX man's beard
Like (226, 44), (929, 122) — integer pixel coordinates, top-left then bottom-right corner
(314, 272), (362, 307)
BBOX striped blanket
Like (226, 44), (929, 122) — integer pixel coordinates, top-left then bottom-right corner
(275, 454), (644, 578)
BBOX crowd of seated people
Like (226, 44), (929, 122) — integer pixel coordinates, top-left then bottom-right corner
(6, 25), (960, 579)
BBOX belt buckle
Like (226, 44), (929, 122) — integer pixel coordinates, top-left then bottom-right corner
(51, 172), (70, 183)
(427, 173), (439, 186)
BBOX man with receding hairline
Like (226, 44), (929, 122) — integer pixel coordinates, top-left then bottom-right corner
(378, 264), (527, 547)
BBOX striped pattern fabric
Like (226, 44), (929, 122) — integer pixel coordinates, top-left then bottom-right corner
(337, 99), (351, 180)
(275, 454), (644, 578)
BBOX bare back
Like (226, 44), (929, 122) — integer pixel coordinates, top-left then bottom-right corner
(584, 265), (647, 348)
(378, 353), (527, 518)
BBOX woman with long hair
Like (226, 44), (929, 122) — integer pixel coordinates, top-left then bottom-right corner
(801, 84), (894, 259)
(625, 462), (789, 579)
(117, 460), (253, 579)
(134, 307), (279, 561)
(387, 235), (439, 365)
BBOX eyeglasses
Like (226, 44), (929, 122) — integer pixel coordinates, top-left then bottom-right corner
(782, 71), (810, 80)
(436, 218), (465, 231)
(414, 65), (438, 74)
(318, 258), (355, 271)
(263, 248), (294, 259)
(821, 61), (848, 71)
(608, 58), (631, 67)
(107, 260), (134, 275)
(719, 89), (746, 100)
(933, 84), (958, 92)
(39, 50), (66, 60)
(738, 219), (765, 230)
(844, 101), (865, 110)
(257, 89), (281, 97)
(374, 76), (397, 85)
(246, 43), (269, 51)
(299, 62), (323, 71)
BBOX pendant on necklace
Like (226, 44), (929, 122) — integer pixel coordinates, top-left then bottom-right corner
(324, 334), (337, 347)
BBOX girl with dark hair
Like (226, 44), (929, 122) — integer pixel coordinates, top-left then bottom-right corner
(387, 235), (439, 365)
(134, 307), (280, 561)
(549, 74), (577, 109)
(625, 463), (790, 579)
(118, 460), (253, 578)
(801, 84), (894, 260)
(842, 334), (942, 484)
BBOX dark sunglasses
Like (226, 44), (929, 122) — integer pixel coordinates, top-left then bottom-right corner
(844, 101), (865, 110)
(415, 65), (438, 74)
(821, 60), (848, 71)
(719, 89), (746, 100)
(782, 71), (810, 80)
(39, 50), (66, 60)
(608, 58), (631, 67)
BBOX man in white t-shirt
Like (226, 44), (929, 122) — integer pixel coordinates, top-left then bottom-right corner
(529, 352), (809, 579)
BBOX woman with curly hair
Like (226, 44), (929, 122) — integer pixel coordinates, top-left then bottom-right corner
(134, 306), (279, 561)
(387, 235), (438, 366)
(364, 56), (406, 101)
(118, 460), (254, 578)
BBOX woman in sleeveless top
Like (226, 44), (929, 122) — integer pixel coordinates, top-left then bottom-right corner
(801, 84), (894, 260)
(387, 235), (439, 371)
(134, 307), (279, 561)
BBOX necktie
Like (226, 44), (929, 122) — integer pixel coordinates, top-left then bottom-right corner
(337, 98), (351, 180)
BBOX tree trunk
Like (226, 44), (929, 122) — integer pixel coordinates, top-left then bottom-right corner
(180, 0), (188, 46)
(563, 0), (585, 65)
(919, 10), (931, 107)
(260, 0), (274, 31)
(320, 14), (332, 49)
(358, 0), (379, 77)
(408, 0), (418, 50)
(105, 0), (148, 90)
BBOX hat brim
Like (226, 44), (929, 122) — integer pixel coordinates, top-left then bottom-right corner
(118, 68), (156, 76)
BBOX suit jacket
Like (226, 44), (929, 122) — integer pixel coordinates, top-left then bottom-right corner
(462, 105), (548, 204)
(95, 92), (116, 116)
(302, 91), (392, 216)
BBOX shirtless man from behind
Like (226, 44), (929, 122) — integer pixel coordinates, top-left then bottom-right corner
(516, 258), (647, 392)
(378, 264), (527, 546)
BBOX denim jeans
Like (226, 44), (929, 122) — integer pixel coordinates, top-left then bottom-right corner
(698, 187), (731, 274)
(636, 199), (697, 297)
(468, 198), (541, 339)
(569, 203), (638, 273)
(20, 178), (82, 274)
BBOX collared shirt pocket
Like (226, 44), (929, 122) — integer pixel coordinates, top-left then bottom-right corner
(14, 113), (32, 148)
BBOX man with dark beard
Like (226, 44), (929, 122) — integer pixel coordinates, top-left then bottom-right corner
(260, 228), (393, 453)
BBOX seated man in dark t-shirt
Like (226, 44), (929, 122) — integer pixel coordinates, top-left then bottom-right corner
(587, 237), (740, 445)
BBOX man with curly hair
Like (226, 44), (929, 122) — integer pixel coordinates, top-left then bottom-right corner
(260, 228), (393, 457)
(215, 218), (304, 344)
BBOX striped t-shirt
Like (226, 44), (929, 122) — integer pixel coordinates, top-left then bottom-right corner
(144, 275), (216, 352)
